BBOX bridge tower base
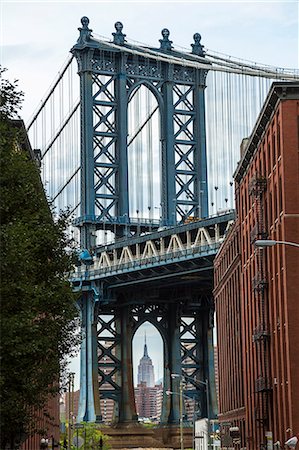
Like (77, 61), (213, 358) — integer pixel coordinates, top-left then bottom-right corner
(102, 424), (193, 449)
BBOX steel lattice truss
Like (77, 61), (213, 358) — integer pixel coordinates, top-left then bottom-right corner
(95, 301), (209, 421)
(71, 24), (210, 234)
(92, 72), (118, 221)
(97, 312), (121, 404)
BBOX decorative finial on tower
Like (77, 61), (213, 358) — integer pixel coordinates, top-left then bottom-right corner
(191, 33), (205, 56)
(112, 21), (126, 45)
(77, 16), (92, 45)
(159, 28), (173, 51)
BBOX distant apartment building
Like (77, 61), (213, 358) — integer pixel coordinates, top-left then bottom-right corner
(64, 390), (80, 423)
(214, 82), (299, 449)
(155, 383), (164, 420)
(135, 381), (163, 419)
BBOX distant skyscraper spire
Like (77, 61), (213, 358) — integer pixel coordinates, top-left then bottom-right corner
(137, 333), (155, 387)
(143, 332), (149, 357)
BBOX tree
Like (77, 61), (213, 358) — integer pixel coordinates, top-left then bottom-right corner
(0, 68), (80, 449)
(70, 423), (109, 450)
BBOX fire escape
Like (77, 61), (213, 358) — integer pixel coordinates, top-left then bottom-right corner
(249, 174), (272, 430)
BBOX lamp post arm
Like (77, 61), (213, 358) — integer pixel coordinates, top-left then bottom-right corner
(254, 239), (299, 248)
(275, 240), (299, 248)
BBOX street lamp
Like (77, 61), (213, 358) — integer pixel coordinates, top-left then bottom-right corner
(40, 438), (49, 449)
(254, 240), (299, 248)
(67, 372), (75, 450)
(166, 386), (190, 450)
(171, 374), (210, 450)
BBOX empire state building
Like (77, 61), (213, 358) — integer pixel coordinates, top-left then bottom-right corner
(137, 335), (155, 387)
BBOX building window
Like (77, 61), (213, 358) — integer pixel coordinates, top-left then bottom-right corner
(278, 177), (283, 214)
(272, 133), (276, 167)
(269, 192), (273, 227)
(267, 141), (271, 173)
(274, 184), (278, 221)
(277, 123), (281, 157)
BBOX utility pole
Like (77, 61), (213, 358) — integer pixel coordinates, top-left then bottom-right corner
(171, 373), (210, 450)
(206, 378), (210, 450)
(179, 379), (184, 450)
(67, 372), (75, 450)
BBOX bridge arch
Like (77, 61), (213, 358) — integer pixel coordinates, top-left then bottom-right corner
(132, 320), (168, 423)
(127, 80), (164, 109)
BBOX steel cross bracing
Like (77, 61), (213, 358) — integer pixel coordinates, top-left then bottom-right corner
(88, 300), (213, 426)
(71, 212), (234, 286)
(26, 20), (299, 228)
(72, 212), (233, 423)
(71, 17), (210, 247)
(25, 17), (299, 433)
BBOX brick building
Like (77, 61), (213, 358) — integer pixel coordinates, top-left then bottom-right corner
(214, 82), (299, 449)
(64, 390), (80, 423)
(20, 396), (60, 450)
(135, 382), (163, 419)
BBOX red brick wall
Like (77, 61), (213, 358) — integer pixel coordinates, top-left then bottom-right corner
(214, 223), (246, 448)
(214, 86), (299, 449)
(21, 394), (60, 450)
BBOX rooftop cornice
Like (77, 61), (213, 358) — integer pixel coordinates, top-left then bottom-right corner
(234, 82), (299, 184)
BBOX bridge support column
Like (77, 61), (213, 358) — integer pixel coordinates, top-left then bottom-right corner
(115, 56), (129, 227)
(77, 292), (101, 423)
(119, 305), (138, 423)
(194, 72), (208, 219)
(162, 71), (176, 226)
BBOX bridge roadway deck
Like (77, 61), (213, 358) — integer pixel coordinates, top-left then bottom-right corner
(71, 211), (234, 290)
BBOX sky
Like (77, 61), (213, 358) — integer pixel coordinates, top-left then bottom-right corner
(1, 0), (298, 390)
(1, 0), (298, 124)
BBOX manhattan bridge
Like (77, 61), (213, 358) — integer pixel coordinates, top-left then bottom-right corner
(27, 17), (298, 446)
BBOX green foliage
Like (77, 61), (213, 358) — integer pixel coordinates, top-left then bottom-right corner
(0, 69), (80, 448)
(76, 423), (109, 450)
(61, 423), (110, 450)
(0, 67), (24, 120)
(143, 422), (157, 429)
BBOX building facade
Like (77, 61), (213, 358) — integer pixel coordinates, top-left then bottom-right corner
(214, 222), (245, 448)
(214, 82), (299, 449)
(135, 382), (163, 420)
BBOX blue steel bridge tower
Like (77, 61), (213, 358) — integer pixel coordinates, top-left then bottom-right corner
(71, 17), (218, 432)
